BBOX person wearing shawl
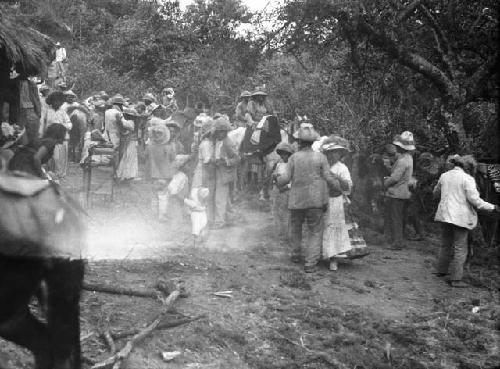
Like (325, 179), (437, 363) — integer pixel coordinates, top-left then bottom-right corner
(209, 116), (240, 228)
(321, 136), (368, 271)
(271, 142), (294, 243)
(433, 155), (499, 287)
(383, 131), (415, 250)
(279, 123), (341, 273)
(115, 107), (139, 182)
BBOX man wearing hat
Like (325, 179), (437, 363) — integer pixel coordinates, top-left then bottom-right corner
(234, 90), (251, 127)
(208, 115), (239, 228)
(383, 131), (415, 250)
(245, 89), (273, 127)
(280, 123), (341, 273)
(104, 94), (125, 150)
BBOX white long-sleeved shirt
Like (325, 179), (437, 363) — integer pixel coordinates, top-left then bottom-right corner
(434, 167), (495, 229)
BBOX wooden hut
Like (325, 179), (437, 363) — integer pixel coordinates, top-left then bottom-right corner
(0, 5), (55, 144)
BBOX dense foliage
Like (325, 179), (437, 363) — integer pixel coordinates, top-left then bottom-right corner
(12, 0), (499, 157)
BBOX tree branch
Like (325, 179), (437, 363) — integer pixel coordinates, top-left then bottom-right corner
(397, 0), (422, 23)
(355, 16), (459, 99)
(417, 4), (454, 79)
(467, 52), (499, 102)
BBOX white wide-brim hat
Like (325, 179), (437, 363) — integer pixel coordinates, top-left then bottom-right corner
(393, 131), (416, 151)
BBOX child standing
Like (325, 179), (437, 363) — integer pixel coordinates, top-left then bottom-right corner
(184, 187), (210, 247)
(271, 142), (294, 242)
(144, 124), (176, 221)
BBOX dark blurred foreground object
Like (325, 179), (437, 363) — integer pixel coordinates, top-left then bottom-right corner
(0, 170), (86, 369)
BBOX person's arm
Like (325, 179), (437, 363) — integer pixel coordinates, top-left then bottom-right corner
(280, 156), (293, 185)
(321, 156), (341, 193)
(223, 138), (240, 166)
(433, 177), (442, 198)
(384, 158), (405, 188)
(33, 146), (49, 177)
(464, 175), (495, 211)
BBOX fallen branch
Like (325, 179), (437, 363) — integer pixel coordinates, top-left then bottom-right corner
(110, 313), (207, 340)
(102, 330), (116, 354)
(83, 281), (164, 299)
(91, 290), (180, 369)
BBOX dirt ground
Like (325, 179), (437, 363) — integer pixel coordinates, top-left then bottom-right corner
(1, 164), (499, 369)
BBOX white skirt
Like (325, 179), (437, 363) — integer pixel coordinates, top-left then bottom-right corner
(322, 196), (351, 259)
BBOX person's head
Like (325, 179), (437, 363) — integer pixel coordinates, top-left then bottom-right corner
(63, 90), (77, 104)
(322, 136), (350, 164)
(135, 102), (146, 115)
(164, 119), (180, 140)
(111, 94), (125, 110)
(142, 93), (156, 106)
(46, 91), (66, 110)
(455, 154), (477, 176)
(44, 123), (66, 144)
(239, 90), (251, 103)
(385, 143), (397, 157)
(123, 107), (139, 122)
(162, 88), (175, 101)
(251, 90), (267, 104)
(276, 142), (294, 163)
(150, 123), (170, 145)
(213, 115), (231, 140)
(293, 122), (319, 149)
(39, 84), (50, 98)
(392, 131), (416, 156)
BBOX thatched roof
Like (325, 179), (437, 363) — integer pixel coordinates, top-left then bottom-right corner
(0, 6), (55, 76)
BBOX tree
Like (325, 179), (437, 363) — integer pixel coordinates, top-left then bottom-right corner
(273, 0), (499, 154)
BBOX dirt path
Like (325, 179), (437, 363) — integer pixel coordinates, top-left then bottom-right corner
(1, 167), (499, 368)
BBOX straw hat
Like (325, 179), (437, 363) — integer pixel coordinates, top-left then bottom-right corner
(292, 122), (319, 142)
(251, 90), (268, 97)
(240, 90), (252, 98)
(63, 90), (77, 98)
(162, 87), (175, 98)
(393, 131), (416, 151)
(111, 94), (125, 105)
(321, 135), (350, 153)
(275, 142), (295, 155)
(142, 93), (157, 103)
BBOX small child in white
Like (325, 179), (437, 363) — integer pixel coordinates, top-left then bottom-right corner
(184, 187), (210, 247)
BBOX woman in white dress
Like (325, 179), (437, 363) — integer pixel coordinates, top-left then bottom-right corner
(322, 136), (368, 271)
(41, 91), (72, 179)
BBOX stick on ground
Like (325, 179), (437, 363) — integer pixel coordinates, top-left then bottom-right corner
(91, 290), (180, 369)
(83, 282), (162, 299)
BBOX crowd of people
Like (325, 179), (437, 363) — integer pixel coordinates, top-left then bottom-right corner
(1, 79), (498, 285)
